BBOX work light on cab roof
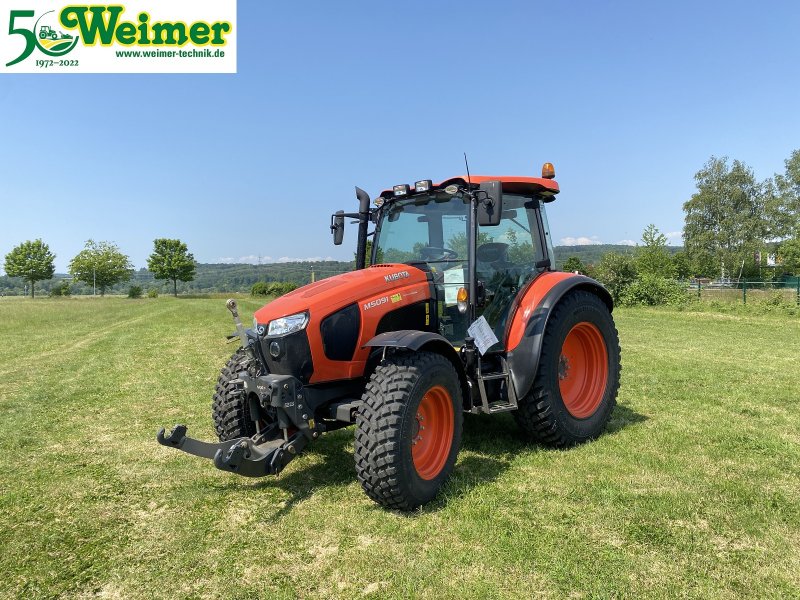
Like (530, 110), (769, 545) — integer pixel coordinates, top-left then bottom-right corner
(393, 184), (410, 197)
(157, 156), (621, 514)
(414, 180), (432, 193)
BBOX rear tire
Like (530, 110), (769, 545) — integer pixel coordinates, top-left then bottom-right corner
(355, 351), (463, 510)
(514, 290), (620, 447)
(211, 349), (259, 442)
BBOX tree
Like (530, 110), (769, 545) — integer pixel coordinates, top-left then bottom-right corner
(771, 149), (800, 239)
(49, 280), (71, 297)
(778, 238), (800, 275)
(447, 231), (492, 258)
(671, 251), (692, 280)
(69, 240), (133, 296)
(4, 239), (56, 298)
(636, 224), (675, 278)
(594, 252), (637, 303)
(562, 256), (586, 273)
(146, 238), (196, 297)
(359, 239), (384, 267)
(683, 157), (770, 279)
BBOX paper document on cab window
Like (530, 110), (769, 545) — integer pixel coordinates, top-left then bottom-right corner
(443, 267), (465, 304)
(467, 316), (499, 355)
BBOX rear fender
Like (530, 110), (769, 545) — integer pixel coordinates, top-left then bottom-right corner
(505, 274), (612, 400)
(363, 331), (470, 409)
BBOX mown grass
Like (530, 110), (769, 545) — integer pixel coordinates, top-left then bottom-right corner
(0, 297), (798, 599)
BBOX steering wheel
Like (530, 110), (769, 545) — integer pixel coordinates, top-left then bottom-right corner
(420, 246), (458, 261)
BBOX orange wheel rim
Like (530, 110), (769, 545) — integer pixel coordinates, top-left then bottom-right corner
(558, 322), (608, 419)
(411, 385), (454, 480)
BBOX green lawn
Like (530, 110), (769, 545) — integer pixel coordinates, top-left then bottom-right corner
(1, 297), (798, 599)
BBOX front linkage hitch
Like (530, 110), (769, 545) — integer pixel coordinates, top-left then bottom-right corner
(156, 300), (319, 477)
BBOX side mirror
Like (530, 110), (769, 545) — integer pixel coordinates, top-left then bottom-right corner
(477, 180), (503, 226)
(331, 211), (345, 245)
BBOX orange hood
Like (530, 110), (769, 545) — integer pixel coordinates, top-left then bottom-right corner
(254, 264), (432, 384)
(254, 264), (430, 325)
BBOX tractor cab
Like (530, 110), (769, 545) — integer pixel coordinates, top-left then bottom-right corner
(333, 165), (560, 349)
(370, 179), (555, 346)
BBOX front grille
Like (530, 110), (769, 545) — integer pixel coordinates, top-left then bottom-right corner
(260, 330), (314, 384)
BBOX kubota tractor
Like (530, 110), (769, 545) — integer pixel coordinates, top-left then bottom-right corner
(157, 163), (621, 510)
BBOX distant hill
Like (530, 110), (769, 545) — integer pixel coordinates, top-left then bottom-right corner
(0, 245), (683, 296)
(552, 244), (682, 268)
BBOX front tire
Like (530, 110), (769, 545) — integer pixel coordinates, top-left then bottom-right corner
(514, 290), (621, 447)
(211, 349), (260, 441)
(355, 351), (463, 510)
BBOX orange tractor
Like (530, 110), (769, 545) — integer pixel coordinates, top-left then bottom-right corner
(158, 164), (621, 510)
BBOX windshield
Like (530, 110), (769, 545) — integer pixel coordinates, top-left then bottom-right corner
(373, 192), (548, 344)
(373, 192), (545, 273)
(374, 193), (470, 267)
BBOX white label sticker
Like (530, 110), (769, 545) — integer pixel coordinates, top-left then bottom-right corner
(443, 267), (465, 305)
(467, 315), (499, 355)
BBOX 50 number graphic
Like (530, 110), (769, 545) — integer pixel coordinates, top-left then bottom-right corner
(6, 10), (79, 67)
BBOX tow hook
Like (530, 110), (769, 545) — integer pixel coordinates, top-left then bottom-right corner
(157, 424), (309, 477)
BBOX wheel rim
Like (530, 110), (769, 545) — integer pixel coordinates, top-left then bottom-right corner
(411, 385), (454, 480)
(558, 322), (608, 419)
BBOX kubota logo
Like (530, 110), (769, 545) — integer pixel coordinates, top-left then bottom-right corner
(384, 271), (410, 283)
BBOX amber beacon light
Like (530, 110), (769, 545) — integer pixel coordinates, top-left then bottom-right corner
(541, 162), (555, 179)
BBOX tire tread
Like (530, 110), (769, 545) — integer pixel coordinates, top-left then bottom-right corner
(354, 351), (461, 510)
(211, 349), (257, 442)
(514, 290), (621, 447)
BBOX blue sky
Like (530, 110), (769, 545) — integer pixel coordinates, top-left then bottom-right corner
(1, 0), (799, 272)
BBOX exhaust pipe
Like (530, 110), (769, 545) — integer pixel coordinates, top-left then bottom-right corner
(354, 186), (371, 270)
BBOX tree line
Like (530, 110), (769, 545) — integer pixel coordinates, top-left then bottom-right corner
(562, 224), (690, 306)
(559, 149), (800, 306)
(683, 150), (799, 279)
(3, 238), (196, 298)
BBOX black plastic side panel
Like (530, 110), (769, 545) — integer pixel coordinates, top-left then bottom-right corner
(375, 301), (429, 336)
(506, 277), (613, 400)
(321, 303), (360, 361)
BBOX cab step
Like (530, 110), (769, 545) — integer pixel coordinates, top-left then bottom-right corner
(470, 356), (519, 415)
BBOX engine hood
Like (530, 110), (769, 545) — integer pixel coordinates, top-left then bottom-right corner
(254, 264), (433, 384)
(254, 264), (430, 327)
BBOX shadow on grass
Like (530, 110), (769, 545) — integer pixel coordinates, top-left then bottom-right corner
(213, 431), (355, 517)
(460, 402), (647, 453)
(417, 404), (649, 513)
(605, 403), (648, 436)
(209, 404), (647, 516)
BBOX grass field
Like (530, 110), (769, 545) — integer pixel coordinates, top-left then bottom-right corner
(1, 297), (799, 599)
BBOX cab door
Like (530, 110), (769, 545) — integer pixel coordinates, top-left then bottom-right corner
(475, 195), (551, 342)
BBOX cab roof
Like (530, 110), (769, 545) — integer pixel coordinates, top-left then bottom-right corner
(378, 175), (559, 200)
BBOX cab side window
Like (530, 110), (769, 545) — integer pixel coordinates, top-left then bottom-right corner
(477, 196), (545, 340)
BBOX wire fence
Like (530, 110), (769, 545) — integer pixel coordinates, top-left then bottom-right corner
(691, 279), (800, 305)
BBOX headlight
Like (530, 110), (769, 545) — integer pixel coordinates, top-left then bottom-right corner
(267, 312), (309, 336)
